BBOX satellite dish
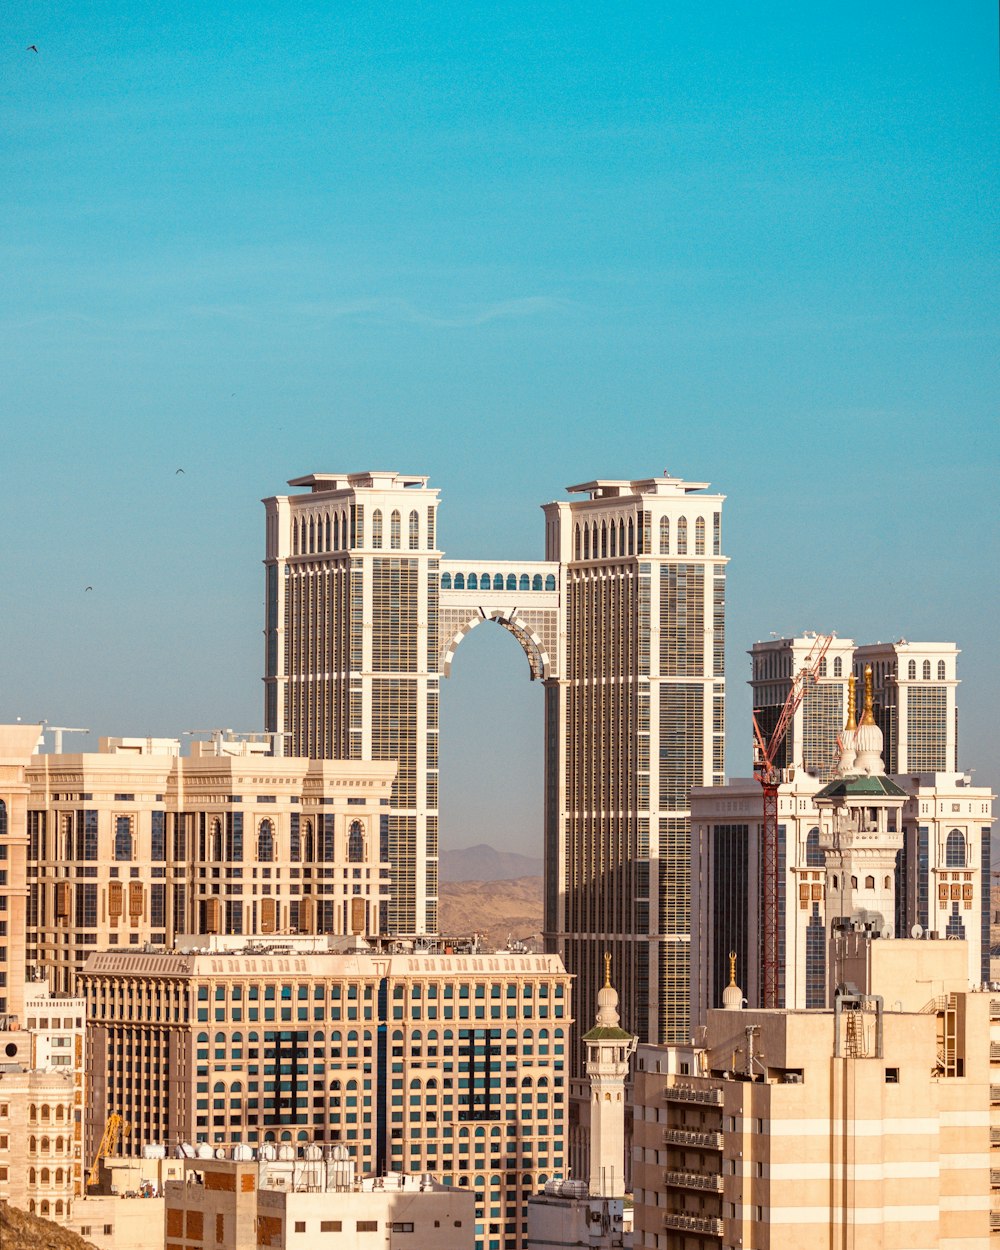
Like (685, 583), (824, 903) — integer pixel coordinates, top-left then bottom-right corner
(911, 924), (923, 939)
(880, 927), (892, 940)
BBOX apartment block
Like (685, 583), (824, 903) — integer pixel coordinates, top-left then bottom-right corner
(24, 735), (394, 994)
(855, 641), (959, 774)
(81, 937), (572, 1250)
(632, 940), (994, 1250)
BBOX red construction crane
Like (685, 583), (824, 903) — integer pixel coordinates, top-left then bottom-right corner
(752, 633), (835, 1008)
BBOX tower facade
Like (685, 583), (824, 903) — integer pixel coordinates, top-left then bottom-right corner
(583, 957), (636, 1200)
(749, 634), (856, 778)
(264, 471), (727, 1051)
(854, 641), (959, 774)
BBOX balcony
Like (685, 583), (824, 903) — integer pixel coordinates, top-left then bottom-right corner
(991, 1043), (1000, 1063)
(991, 1086), (1000, 1104)
(664, 1084), (724, 1106)
(664, 1212), (724, 1236)
(665, 1169), (724, 1193)
(991, 1170), (1000, 1190)
(663, 1128), (723, 1150)
(991, 1127), (1000, 1146)
(991, 1210), (1000, 1233)
(990, 1000), (1000, 1019)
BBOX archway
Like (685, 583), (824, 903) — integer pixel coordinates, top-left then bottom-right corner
(438, 620), (545, 928)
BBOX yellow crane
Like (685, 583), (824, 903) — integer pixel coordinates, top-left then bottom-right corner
(85, 1113), (129, 1189)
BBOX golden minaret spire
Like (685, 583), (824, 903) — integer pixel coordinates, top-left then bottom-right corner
(846, 673), (857, 731)
(860, 663), (876, 726)
(603, 951), (612, 989)
(728, 950), (737, 987)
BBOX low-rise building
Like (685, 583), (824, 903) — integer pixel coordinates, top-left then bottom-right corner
(164, 1148), (475, 1250)
(67, 1153), (184, 1250)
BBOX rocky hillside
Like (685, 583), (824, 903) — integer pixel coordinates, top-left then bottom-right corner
(438, 875), (544, 949)
(0, 1203), (97, 1250)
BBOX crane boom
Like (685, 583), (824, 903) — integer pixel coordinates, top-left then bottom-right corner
(85, 1113), (129, 1188)
(754, 633), (835, 1008)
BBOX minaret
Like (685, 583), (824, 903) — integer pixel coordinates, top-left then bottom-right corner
(816, 665), (906, 950)
(582, 954), (637, 1199)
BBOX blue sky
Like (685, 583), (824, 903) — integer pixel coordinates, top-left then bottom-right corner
(2, 2), (997, 855)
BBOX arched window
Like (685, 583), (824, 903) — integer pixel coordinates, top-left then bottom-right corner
(257, 820), (274, 863)
(114, 817), (132, 862)
(390, 510), (401, 549)
(480, 572), (491, 588)
(850, 876), (858, 889)
(805, 828), (823, 867)
(610, 521), (617, 557)
(600, 521), (607, 559)
(325, 514), (331, 549)
(695, 517), (705, 554)
(677, 517), (688, 554)
(467, 573), (478, 590)
(659, 517), (670, 553)
(833, 656), (842, 677)
(545, 574), (555, 591)
(371, 509), (383, 549)
(493, 574), (504, 590)
(348, 821), (365, 863)
(818, 657), (827, 677)
(583, 527), (590, 560)
(211, 818), (223, 861)
(409, 510), (419, 549)
(618, 518), (625, 554)
(440, 572), (451, 589)
(506, 574), (516, 591)
(884, 875), (891, 889)
(333, 513), (340, 549)
(303, 821), (314, 862)
(628, 516), (635, 554)
(945, 829), (965, 867)
(532, 574), (542, 591)
(574, 525), (581, 561)
(937, 660), (946, 680)
(907, 659), (916, 679)
(519, 574), (529, 591)
(308, 516), (315, 553)
(454, 573), (465, 589)
(922, 660), (931, 680)
(865, 875), (875, 889)
(0, 798), (6, 837)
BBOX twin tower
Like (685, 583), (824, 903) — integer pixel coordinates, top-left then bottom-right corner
(263, 470), (727, 1048)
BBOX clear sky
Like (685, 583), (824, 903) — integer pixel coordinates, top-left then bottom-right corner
(2, 2), (997, 856)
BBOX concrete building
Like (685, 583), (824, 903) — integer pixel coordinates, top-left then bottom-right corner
(24, 735), (394, 994)
(0, 981), (86, 1219)
(0, 723), (44, 1019)
(81, 936), (572, 1250)
(164, 1149), (475, 1250)
(263, 470), (728, 1052)
(527, 958), (636, 1250)
(749, 634), (856, 779)
(631, 938), (996, 1250)
(855, 640), (959, 775)
(691, 650), (994, 1019)
(67, 1154), (184, 1250)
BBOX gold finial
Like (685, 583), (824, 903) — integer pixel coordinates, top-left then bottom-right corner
(846, 674), (857, 731)
(603, 951), (612, 989)
(860, 664), (876, 726)
(728, 951), (737, 987)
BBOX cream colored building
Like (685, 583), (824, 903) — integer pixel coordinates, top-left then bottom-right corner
(24, 734), (394, 994)
(0, 723), (44, 1020)
(632, 937), (996, 1250)
(164, 1150), (475, 1250)
(81, 936), (572, 1250)
(67, 1154), (185, 1250)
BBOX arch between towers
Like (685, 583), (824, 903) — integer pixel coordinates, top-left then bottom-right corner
(440, 608), (553, 681)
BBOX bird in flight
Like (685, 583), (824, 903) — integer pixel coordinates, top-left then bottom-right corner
(26, 45), (38, 52)
(176, 468), (185, 475)
(85, 586), (93, 592)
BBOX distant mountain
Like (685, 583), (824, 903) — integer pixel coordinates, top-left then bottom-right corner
(439, 842), (543, 883)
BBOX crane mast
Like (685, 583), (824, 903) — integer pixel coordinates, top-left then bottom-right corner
(752, 633), (834, 1008)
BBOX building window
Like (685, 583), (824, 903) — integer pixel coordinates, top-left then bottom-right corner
(922, 660), (931, 680)
(113, 817), (132, 862)
(372, 510), (383, 549)
(390, 511), (401, 549)
(409, 510), (419, 549)
(348, 822), (365, 863)
(257, 820), (274, 863)
(0, 800), (6, 838)
(945, 829), (965, 868)
(676, 517), (687, 554)
(937, 660), (946, 680)
(908, 659), (916, 679)
(659, 517), (669, 554)
(885, 1068), (899, 1083)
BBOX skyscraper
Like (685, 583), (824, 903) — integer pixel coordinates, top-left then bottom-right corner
(263, 471), (727, 1048)
(853, 641), (959, 774)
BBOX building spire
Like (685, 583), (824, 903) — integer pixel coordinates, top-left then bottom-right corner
(860, 664), (876, 727)
(728, 950), (737, 987)
(722, 951), (743, 1010)
(846, 673), (857, 731)
(603, 950), (612, 989)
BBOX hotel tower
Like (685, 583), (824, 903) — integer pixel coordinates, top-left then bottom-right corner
(263, 471), (727, 1047)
